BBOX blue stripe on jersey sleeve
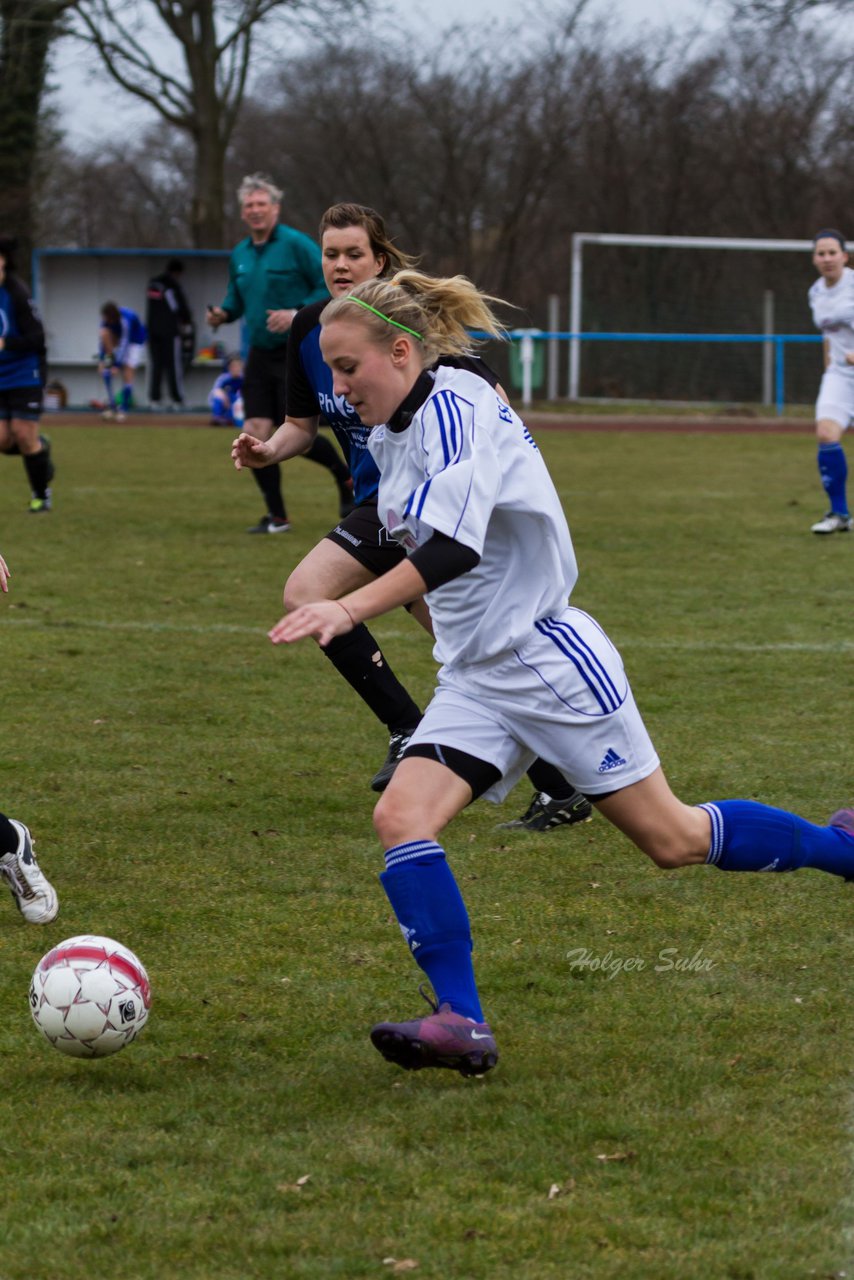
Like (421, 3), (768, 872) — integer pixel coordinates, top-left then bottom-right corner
(432, 390), (466, 466)
(403, 389), (487, 541)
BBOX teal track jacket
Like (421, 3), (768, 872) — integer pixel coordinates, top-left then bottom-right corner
(220, 224), (328, 350)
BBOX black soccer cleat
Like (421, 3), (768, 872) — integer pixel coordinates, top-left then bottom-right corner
(370, 728), (417, 792)
(499, 789), (593, 832)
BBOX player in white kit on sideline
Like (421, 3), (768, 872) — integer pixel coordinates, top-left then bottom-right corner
(807, 229), (854, 534)
(271, 270), (854, 1077)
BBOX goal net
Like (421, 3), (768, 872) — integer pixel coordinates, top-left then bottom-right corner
(569, 233), (821, 407)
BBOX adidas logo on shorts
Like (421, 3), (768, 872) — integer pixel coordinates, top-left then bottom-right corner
(597, 747), (627, 774)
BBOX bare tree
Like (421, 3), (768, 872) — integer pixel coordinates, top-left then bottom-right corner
(728, 0), (851, 25)
(37, 123), (195, 248)
(235, 27), (598, 308)
(0, 0), (75, 272)
(68, 0), (367, 247)
(37, 13), (854, 403)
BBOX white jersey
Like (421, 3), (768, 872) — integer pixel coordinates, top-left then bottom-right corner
(808, 266), (854, 371)
(368, 365), (577, 667)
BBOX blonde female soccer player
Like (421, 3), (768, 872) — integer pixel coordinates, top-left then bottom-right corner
(270, 270), (854, 1076)
(807, 228), (854, 534)
(233, 204), (592, 832)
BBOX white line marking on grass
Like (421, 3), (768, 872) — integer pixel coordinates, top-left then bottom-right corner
(1, 616), (852, 654)
(622, 638), (854, 654)
(0, 616), (268, 637)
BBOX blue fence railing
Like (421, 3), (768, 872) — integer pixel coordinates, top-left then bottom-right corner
(498, 331), (823, 416)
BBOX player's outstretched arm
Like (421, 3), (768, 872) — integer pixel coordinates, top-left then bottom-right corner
(233, 416), (320, 470)
(269, 559), (428, 648)
(0, 553), (10, 593)
(270, 600), (354, 648)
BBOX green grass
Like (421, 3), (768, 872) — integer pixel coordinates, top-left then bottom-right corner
(523, 399), (814, 419)
(0, 422), (852, 1280)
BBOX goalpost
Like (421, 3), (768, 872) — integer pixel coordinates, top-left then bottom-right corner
(568, 232), (815, 403)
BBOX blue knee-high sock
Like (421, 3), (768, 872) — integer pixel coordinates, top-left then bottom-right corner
(817, 443), (849, 516)
(700, 801), (854, 877)
(380, 840), (483, 1021)
(120, 384), (132, 412)
(102, 369), (115, 407)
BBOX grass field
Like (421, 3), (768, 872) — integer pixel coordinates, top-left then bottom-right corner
(0, 421), (851, 1280)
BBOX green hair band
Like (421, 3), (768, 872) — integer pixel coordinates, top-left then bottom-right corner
(347, 295), (423, 340)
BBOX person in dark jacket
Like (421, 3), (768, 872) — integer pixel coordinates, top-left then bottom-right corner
(146, 258), (193, 411)
(0, 238), (53, 513)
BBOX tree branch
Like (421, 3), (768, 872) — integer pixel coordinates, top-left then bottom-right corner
(70, 4), (192, 121)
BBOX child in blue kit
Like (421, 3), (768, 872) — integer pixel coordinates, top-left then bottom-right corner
(209, 353), (244, 427)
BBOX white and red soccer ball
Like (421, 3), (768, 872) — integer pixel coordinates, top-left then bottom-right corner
(29, 935), (151, 1058)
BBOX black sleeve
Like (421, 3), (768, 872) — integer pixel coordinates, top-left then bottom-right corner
(3, 277), (45, 355)
(435, 352), (500, 388)
(408, 529), (481, 592)
(285, 300), (326, 419)
(175, 281), (193, 327)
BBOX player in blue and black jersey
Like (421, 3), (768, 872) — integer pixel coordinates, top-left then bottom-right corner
(0, 238), (54, 513)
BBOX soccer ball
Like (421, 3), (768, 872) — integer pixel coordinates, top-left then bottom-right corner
(29, 934), (152, 1059)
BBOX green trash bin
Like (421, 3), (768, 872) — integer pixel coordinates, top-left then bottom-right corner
(509, 329), (544, 392)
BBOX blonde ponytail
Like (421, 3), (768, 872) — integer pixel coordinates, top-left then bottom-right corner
(322, 271), (508, 364)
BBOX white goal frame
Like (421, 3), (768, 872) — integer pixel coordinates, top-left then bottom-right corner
(569, 232), (815, 401)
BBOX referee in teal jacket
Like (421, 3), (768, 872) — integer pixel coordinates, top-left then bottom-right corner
(208, 174), (352, 533)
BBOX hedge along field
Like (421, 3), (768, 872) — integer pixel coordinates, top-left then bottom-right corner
(0, 421), (852, 1280)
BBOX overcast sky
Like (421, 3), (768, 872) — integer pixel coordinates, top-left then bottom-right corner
(51, 0), (721, 146)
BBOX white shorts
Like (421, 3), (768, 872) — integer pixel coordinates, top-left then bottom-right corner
(406, 606), (660, 802)
(815, 367), (854, 430)
(122, 344), (145, 371)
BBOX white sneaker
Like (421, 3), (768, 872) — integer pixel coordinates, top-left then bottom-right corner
(811, 512), (853, 535)
(101, 409), (116, 421)
(0, 820), (59, 924)
(115, 410), (127, 423)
